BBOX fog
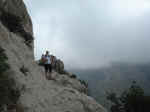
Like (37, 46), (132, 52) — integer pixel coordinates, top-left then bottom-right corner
(24, 0), (150, 69)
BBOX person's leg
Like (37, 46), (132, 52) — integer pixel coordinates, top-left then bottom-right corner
(47, 64), (52, 79)
(49, 64), (52, 73)
(51, 63), (54, 72)
(44, 64), (48, 79)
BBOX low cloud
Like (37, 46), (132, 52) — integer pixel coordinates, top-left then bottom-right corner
(24, 0), (150, 69)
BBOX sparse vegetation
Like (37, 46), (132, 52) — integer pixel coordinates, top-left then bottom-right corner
(106, 81), (150, 112)
(0, 47), (9, 74)
(0, 46), (20, 111)
(70, 74), (77, 79)
(79, 79), (88, 88)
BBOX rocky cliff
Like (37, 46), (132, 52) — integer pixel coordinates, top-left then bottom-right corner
(0, 0), (107, 112)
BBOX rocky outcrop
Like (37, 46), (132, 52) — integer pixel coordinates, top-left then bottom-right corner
(0, 0), (33, 34)
(49, 55), (65, 74)
(0, 0), (107, 112)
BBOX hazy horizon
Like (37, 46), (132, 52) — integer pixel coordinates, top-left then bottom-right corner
(24, 0), (150, 69)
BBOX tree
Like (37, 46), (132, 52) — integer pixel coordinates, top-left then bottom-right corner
(106, 81), (150, 112)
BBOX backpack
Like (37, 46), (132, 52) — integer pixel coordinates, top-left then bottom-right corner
(40, 55), (47, 65)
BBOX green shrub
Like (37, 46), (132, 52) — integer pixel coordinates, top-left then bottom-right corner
(0, 47), (9, 74)
(79, 79), (88, 88)
(106, 81), (150, 112)
(0, 46), (20, 111)
(70, 74), (77, 79)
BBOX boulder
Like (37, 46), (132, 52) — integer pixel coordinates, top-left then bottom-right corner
(55, 59), (64, 73)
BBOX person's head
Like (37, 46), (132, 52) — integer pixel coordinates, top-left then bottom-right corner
(42, 54), (44, 57)
(46, 51), (49, 55)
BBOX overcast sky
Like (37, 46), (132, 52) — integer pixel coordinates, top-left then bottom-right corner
(24, 0), (150, 69)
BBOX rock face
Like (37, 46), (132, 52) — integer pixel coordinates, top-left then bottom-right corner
(0, 0), (33, 34)
(0, 0), (107, 112)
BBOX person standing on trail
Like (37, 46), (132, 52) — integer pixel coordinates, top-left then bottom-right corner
(44, 51), (52, 79)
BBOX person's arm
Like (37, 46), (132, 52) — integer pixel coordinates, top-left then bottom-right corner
(43, 56), (48, 63)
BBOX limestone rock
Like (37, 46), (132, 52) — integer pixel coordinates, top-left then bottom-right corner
(52, 72), (88, 93)
(50, 55), (65, 74)
(0, 0), (107, 112)
(0, 0), (33, 34)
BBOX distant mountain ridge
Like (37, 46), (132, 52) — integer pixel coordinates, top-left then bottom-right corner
(70, 62), (150, 109)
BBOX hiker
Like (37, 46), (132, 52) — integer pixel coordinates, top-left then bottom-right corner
(43, 51), (52, 79)
(41, 54), (45, 65)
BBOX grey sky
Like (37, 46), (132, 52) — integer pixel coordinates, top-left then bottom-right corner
(24, 0), (150, 69)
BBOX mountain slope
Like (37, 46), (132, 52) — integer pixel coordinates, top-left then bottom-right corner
(71, 63), (150, 109)
(0, 0), (107, 112)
